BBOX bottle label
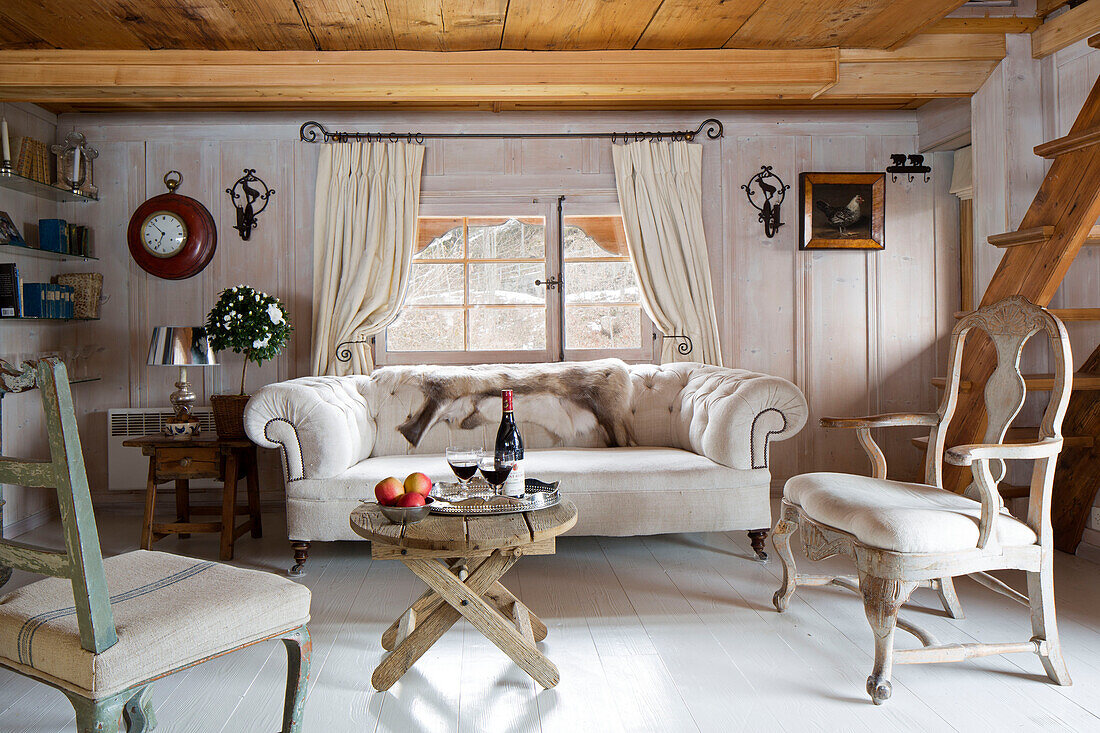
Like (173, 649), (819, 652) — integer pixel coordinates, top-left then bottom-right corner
(502, 389), (514, 412)
(503, 459), (525, 497)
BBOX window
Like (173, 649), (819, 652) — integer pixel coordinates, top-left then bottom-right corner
(380, 200), (653, 364)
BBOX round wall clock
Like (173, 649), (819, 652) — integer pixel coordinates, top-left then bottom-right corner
(127, 171), (217, 280)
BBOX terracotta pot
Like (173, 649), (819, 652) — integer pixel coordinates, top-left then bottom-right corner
(210, 393), (251, 439)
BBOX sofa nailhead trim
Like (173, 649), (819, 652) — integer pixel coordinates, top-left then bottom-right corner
(750, 407), (788, 470)
(264, 417), (307, 482)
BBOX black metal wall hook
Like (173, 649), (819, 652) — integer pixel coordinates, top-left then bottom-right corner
(226, 169), (275, 241)
(741, 165), (790, 238)
(886, 154), (931, 183)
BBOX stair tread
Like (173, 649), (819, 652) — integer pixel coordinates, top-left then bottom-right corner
(931, 372), (1100, 392)
(988, 224), (1100, 248)
(910, 430), (1094, 451)
(954, 307), (1100, 321)
(988, 226), (1054, 248)
(1035, 126), (1100, 159)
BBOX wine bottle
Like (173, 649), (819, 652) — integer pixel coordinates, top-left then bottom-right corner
(495, 389), (526, 497)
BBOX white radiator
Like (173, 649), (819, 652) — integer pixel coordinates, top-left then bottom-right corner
(107, 407), (218, 491)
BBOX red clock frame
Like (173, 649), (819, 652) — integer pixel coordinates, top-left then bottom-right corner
(127, 192), (217, 280)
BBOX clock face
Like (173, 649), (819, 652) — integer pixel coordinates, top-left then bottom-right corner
(141, 212), (189, 258)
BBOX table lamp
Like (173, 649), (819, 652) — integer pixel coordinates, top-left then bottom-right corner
(147, 326), (217, 438)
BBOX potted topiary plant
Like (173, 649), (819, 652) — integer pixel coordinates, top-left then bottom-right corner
(205, 284), (292, 438)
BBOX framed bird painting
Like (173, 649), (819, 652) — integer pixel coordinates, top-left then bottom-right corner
(798, 172), (885, 250)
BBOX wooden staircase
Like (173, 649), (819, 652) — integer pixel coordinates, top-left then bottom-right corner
(937, 63), (1100, 554)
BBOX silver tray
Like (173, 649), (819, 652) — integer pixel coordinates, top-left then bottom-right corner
(429, 478), (561, 516)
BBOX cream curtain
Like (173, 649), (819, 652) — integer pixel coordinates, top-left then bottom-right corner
(612, 139), (723, 366)
(311, 141), (425, 375)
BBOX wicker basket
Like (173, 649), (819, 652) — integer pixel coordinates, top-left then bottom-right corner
(55, 273), (103, 319)
(210, 394), (251, 439)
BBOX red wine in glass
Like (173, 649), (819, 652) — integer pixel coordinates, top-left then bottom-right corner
(446, 447), (479, 491)
(478, 457), (513, 494)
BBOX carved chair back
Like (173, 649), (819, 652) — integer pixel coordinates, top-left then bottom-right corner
(923, 296), (1072, 533)
(0, 358), (118, 655)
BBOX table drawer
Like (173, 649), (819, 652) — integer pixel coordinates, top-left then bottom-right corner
(156, 448), (220, 478)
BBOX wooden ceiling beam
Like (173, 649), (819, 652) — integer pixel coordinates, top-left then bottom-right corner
(0, 49), (841, 107)
(926, 17), (1043, 35)
(1032, 0), (1100, 58)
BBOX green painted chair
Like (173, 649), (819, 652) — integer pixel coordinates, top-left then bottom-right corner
(0, 358), (312, 732)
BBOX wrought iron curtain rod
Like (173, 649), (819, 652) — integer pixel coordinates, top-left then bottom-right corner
(299, 118), (723, 144)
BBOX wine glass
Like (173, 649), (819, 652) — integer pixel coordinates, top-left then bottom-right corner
(478, 454), (513, 496)
(446, 447), (479, 493)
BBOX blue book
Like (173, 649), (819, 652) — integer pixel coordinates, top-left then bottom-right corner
(22, 283), (42, 318)
(38, 219), (68, 253)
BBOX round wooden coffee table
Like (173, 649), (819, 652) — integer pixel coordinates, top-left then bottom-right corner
(350, 499), (577, 691)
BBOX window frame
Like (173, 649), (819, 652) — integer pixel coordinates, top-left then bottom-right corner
(374, 194), (657, 367)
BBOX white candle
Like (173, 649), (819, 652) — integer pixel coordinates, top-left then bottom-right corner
(1, 118), (9, 165)
(71, 146), (80, 185)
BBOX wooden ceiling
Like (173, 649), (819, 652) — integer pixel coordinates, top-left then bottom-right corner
(0, 1), (1047, 112)
(1, 1), (968, 52)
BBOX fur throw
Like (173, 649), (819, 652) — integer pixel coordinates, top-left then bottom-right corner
(395, 359), (635, 448)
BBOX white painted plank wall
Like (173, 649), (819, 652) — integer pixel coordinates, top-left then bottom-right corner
(55, 109), (950, 502)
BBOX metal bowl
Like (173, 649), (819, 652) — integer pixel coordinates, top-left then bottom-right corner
(378, 496), (435, 525)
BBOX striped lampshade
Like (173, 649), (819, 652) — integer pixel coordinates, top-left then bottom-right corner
(146, 326), (218, 366)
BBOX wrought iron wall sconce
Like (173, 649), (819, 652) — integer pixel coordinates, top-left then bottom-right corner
(653, 332), (693, 356)
(741, 165), (789, 238)
(886, 154), (931, 183)
(226, 169), (274, 240)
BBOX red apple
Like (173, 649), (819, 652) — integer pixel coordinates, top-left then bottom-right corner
(374, 477), (405, 506)
(395, 492), (426, 508)
(404, 472), (433, 497)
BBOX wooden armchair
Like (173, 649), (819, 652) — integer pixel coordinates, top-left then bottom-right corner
(0, 358), (312, 732)
(771, 296), (1072, 704)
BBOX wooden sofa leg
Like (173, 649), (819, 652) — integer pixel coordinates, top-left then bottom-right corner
(290, 542), (311, 577)
(748, 529), (769, 562)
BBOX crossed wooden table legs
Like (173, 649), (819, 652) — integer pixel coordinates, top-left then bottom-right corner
(372, 549), (559, 691)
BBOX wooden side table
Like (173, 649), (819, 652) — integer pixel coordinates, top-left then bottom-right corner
(124, 435), (262, 561)
(350, 499), (577, 691)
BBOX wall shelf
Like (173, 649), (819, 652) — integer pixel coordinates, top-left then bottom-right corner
(0, 316), (100, 322)
(0, 241), (97, 262)
(0, 169), (98, 203)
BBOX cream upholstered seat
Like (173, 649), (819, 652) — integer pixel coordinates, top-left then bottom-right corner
(784, 473), (1037, 553)
(771, 297), (1074, 706)
(0, 550), (311, 697)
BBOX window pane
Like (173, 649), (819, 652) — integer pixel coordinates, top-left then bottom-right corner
(415, 217), (464, 259)
(387, 308), (464, 351)
(405, 263), (464, 306)
(468, 306), (546, 351)
(564, 216), (629, 258)
(469, 262), (546, 305)
(564, 262), (640, 304)
(565, 305), (643, 350)
(468, 217), (545, 259)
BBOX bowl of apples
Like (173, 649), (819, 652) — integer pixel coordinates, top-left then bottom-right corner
(374, 472), (435, 525)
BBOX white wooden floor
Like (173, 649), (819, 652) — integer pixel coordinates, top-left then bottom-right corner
(2, 505), (1100, 732)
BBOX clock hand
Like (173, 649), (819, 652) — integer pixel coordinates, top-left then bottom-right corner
(150, 222), (165, 236)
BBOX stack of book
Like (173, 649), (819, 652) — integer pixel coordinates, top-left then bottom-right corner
(37, 219), (91, 257)
(10, 137), (52, 184)
(0, 264), (77, 319)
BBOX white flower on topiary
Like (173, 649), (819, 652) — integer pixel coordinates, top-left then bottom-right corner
(267, 303), (284, 324)
(252, 335), (270, 348)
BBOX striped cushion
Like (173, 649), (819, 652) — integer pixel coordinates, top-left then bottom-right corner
(0, 550), (310, 698)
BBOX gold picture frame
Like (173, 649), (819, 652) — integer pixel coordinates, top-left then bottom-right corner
(799, 172), (885, 250)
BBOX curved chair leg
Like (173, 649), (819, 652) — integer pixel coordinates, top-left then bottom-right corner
(1027, 565), (1071, 685)
(123, 684), (157, 732)
(934, 577), (965, 619)
(281, 625), (312, 732)
(65, 689), (128, 733)
(771, 516), (799, 612)
(859, 574), (917, 705)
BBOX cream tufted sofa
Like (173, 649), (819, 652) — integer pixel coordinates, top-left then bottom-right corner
(245, 361), (807, 575)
